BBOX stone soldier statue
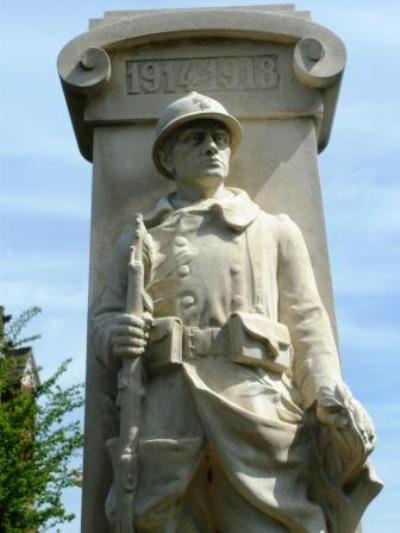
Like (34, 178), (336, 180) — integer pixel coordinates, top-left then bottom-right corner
(92, 92), (381, 532)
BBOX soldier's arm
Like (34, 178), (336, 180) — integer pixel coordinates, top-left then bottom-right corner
(91, 223), (152, 367)
(276, 215), (343, 409)
(277, 215), (377, 461)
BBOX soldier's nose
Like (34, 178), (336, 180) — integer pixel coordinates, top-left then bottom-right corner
(204, 134), (218, 155)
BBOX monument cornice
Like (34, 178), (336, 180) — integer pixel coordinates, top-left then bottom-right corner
(58, 8), (346, 161)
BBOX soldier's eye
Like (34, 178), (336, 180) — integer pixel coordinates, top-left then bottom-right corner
(191, 132), (204, 144)
(214, 132), (230, 147)
(181, 131), (203, 145)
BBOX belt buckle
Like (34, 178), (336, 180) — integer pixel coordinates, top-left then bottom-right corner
(183, 327), (197, 360)
(183, 327), (222, 360)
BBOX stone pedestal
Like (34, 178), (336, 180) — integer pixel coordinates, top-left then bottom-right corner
(58, 5), (346, 531)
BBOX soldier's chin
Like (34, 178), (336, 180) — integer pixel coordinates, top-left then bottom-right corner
(202, 166), (228, 179)
(181, 169), (228, 187)
(194, 172), (226, 185)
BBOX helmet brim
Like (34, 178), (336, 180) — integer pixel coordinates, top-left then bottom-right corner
(152, 111), (242, 179)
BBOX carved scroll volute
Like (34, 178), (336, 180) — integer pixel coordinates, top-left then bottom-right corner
(293, 36), (346, 151)
(293, 37), (346, 89)
(61, 46), (111, 96)
(58, 46), (111, 161)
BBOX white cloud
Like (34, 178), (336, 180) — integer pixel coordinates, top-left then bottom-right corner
(322, 159), (400, 254)
(339, 314), (400, 350)
(0, 136), (83, 163)
(337, 321), (399, 405)
(333, 101), (400, 150)
(0, 250), (89, 274)
(354, 9), (400, 47)
(325, 188), (400, 298)
(332, 265), (400, 298)
(0, 191), (90, 219)
(0, 280), (88, 312)
(306, 1), (400, 48)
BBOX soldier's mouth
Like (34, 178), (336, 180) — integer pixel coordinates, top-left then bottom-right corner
(204, 158), (222, 166)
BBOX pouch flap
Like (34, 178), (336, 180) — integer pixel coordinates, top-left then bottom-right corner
(150, 316), (182, 343)
(147, 317), (183, 372)
(232, 312), (290, 357)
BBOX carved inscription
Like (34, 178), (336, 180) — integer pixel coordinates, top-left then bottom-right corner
(126, 55), (279, 94)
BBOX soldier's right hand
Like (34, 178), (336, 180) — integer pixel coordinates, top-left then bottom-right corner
(109, 313), (152, 360)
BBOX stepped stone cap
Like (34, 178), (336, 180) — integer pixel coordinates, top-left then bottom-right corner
(152, 91), (242, 179)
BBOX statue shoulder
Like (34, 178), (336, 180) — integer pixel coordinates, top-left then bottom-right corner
(255, 210), (300, 235)
(251, 211), (307, 256)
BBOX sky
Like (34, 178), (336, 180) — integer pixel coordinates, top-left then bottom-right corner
(0, 1), (399, 531)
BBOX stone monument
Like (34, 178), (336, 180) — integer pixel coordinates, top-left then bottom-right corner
(58, 5), (382, 532)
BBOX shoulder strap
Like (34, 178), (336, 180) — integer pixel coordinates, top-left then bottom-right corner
(244, 216), (266, 314)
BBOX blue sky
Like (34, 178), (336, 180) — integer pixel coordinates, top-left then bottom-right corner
(1, 1), (399, 531)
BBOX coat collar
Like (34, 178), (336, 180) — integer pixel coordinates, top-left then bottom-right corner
(143, 187), (259, 231)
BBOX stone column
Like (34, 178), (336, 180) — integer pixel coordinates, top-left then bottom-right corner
(58, 5), (346, 531)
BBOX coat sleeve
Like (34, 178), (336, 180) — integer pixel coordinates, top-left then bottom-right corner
(90, 222), (153, 368)
(276, 215), (343, 408)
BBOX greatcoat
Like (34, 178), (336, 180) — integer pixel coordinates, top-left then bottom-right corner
(92, 188), (380, 532)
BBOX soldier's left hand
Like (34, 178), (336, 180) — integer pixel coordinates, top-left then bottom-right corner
(316, 382), (376, 459)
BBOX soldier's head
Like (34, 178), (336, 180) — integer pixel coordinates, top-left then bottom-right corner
(152, 92), (241, 187)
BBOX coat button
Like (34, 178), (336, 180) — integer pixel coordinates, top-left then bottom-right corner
(230, 264), (241, 275)
(181, 295), (195, 307)
(231, 295), (243, 309)
(178, 265), (190, 277)
(175, 236), (188, 246)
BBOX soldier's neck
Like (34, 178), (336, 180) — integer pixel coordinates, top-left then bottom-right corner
(173, 181), (228, 207)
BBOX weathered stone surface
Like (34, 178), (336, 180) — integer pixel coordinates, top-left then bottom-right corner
(58, 6), (381, 532)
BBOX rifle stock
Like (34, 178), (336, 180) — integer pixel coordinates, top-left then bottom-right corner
(109, 214), (146, 533)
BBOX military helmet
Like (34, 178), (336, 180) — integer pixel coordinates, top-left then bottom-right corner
(152, 91), (242, 179)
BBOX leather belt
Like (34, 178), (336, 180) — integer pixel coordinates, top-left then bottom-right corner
(182, 326), (229, 360)
(148, 314), (291, 374)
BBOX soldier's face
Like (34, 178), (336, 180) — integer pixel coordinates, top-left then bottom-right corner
(163, 120), (231, 186)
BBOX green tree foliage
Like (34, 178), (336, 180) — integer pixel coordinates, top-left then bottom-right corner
(0, 308), (84, 532)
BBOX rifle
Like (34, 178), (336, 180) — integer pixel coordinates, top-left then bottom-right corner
(107, 214), (146, 533)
